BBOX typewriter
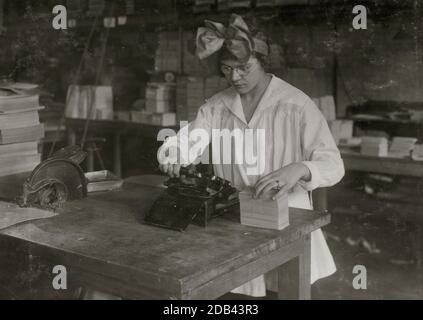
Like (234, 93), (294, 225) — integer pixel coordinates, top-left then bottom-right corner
(144, 166), (240, 232)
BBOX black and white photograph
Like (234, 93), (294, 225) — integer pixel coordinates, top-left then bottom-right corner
(0, 0), (422, 304)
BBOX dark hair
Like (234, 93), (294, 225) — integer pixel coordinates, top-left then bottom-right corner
(217, 15), (270, 73)
(218, 49), (269, 69)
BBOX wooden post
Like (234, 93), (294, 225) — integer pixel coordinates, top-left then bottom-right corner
(277, 235), (311, 300)
(299, 234), (311, 300)
(0, 0), (4, 33)
(313, 188), (328, 212)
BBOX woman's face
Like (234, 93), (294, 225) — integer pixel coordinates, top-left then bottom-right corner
(220, 56), (264, 95)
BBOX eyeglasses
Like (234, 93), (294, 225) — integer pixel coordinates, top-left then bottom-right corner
(220, 61), (256, 77)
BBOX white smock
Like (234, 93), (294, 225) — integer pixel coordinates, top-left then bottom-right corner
(159, 75), (345, 297)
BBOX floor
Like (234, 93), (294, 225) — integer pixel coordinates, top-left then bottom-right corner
(312, 173), (423, 300)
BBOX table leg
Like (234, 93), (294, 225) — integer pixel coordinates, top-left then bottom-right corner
(87, 147), (94, 172)
(113, 133), (122, 178)
(277, 234), (311, 300)
(313, 188), (327, 212)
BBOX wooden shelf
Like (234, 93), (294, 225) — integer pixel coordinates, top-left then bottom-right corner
(342, 117), (423, 125)
(65, 118), (178, 139)
(341, 150), (423, 178)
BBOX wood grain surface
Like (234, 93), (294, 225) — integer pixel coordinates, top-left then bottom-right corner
(0, 177), (330, 299)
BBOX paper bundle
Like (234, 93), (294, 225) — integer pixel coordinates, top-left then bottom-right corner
(361, 136), (388, 157)
(412, 144), (423, 161)
(388, 137), (417, 158)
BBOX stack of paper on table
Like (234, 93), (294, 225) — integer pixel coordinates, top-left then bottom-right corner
(361, 136), (388, 157)
(239, 187), (289, 230)
(388, 137), (418, 158)
(0, 83), (44, 176)
(0, 141), (39, 157)
(0, 124), (44, 145)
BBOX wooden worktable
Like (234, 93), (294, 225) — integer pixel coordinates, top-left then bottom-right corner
(0, 175), (330, 300)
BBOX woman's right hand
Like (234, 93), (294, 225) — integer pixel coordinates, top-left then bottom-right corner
(159, 163), (182, 178)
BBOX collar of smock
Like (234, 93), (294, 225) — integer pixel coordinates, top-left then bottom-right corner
(220, 74), (288, 127)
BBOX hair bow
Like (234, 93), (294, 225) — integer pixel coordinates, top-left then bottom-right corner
(196, 14), (269, 62)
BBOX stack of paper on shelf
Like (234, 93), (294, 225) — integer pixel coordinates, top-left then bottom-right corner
(0, 83), (44, 176)
(140, 82), (176, 126)
(65, 85), (113, 120)
(239, 188), (289, 230)
(182, 31), (205, 76)
(176, 76), (228, 122)
(388, 137), (417, 158)
(409, 110), (423, 122)
(145, 83), (175, 113)
(154, 32), (180, 73)
(152, 112), (176, 126)
(268, 44), (284, 70)
(412, 144), (423, 161)
(360, 136), (388, 157)
(176, 76), (204, 123)
(313, 95), (336, 122)
(328, 120), (353, 145)
(131, 110), (152, 124)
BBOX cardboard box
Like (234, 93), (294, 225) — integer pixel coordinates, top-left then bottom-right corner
(152, 112), (176, 126)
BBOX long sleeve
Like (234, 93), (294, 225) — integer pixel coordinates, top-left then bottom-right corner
(157, 103), (212, 166)
(298, 99), (345, 191)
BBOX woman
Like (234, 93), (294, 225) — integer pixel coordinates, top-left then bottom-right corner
(158, 14), (345, 297)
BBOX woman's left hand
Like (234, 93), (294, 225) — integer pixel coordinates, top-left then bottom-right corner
(254, 163), (311, 200)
